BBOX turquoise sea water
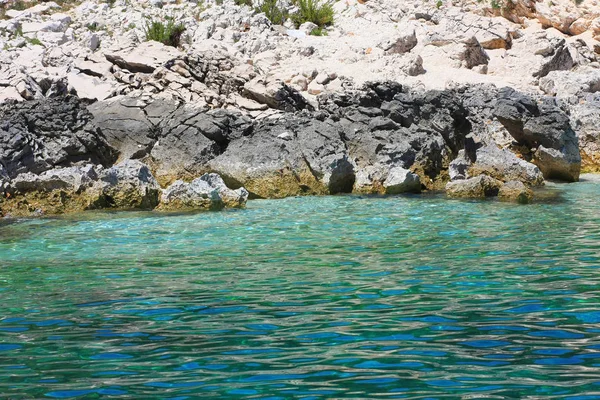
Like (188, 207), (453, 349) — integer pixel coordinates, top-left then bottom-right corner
(2, 179), (600, 399)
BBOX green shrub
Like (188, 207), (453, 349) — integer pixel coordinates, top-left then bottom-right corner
(11, 0), (27, 11)
(235, 0), (253, 6)
(291, 0), (334, 28)
(256, 0), (287, 25)
(144, 19), (186, 47)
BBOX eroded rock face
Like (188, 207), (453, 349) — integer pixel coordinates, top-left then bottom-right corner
(0, 96), (117, 179)
(209, 115), (352, 198)
(493, 88), (581, 181)
(0, 160), (162, 215)
(89, 96), (253, 185)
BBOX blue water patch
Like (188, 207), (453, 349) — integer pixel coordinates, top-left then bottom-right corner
(528, 330), (585, 339)
(460, 340), (510, 348)
(0, 344), (22, 352)
(534, 357), (583, 365)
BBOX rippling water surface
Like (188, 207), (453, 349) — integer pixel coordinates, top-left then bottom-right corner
(2, 179), (600, 399)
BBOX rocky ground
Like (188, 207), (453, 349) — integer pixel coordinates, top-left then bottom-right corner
(0, 0), (599, 216)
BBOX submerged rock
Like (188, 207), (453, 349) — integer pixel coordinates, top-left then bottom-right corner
(498, 180), (534, 204)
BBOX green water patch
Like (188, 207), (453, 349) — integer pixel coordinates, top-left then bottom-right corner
(1, 181), (600, 398)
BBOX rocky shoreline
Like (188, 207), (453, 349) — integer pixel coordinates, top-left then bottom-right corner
(0, 80), (585, 216)
(1, 0), (599, 216)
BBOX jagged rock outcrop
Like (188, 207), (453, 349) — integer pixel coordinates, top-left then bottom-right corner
(0, 96), (117, 178)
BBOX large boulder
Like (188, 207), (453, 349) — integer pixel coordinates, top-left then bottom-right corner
(446, 175), (503, 198)
(570, 97), (600, 172)
(383, 167), (421, 194)
(104, 42), (184, 73)
(377, 29), (418, 54)
(435, 11), (518, 50)
(498, 31), (575, 80)
(9, 165), (99, 194)
(468, 144), (544, 185)
(160, 173), (248, 210)
(92, 160), (160, 210)
(493, 88), (581, 181)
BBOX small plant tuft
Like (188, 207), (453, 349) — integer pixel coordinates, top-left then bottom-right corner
(86, 22), (99, 31)
(436, 0), (443, 8)
(15, 24), (23, 37)
(26, 37), (43, 46)
(235, 0), (253, 6)
(144, 19), (186, 47)
(291, 0), (334, 28)
(310, 27), (327, 36)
